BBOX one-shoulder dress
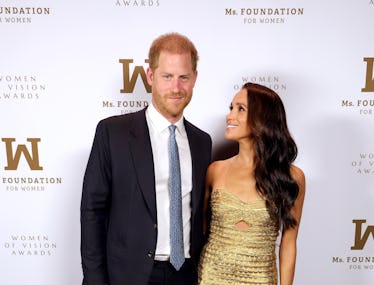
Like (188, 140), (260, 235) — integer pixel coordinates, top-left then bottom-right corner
(198, 189), (279, 285)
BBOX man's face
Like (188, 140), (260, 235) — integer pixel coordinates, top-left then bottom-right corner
(146, 51), (197, 124)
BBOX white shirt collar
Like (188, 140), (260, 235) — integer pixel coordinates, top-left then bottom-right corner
(146, 104), (186, 135)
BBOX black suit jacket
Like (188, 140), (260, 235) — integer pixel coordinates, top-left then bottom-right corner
(81, 108), (212, 285)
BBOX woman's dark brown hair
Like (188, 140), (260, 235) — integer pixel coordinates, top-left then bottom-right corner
(243, 82), (299, 230)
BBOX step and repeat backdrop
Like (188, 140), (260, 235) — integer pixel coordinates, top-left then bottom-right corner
(1, 0), (373, 284)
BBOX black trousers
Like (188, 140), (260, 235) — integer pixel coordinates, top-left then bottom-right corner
(148, 259), (197, 285)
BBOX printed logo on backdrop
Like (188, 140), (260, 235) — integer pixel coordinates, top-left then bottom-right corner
(0, 75), (46, 100)
(3, 234), (57, 257)
(362, 58), (374, 93)
(224, 0), (305, 25)
(0, 138), (62, 192)
(102, 59), (150, 115)
(0, 6), (50, 24)
(341, 57), (374, 116)
(332, 219), (374, 271)
(351, 152), (374, 175)
(115, 0), (160, 8)
(233, 74), (287, 93)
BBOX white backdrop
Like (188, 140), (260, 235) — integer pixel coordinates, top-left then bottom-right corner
(1, 0), (374, 284)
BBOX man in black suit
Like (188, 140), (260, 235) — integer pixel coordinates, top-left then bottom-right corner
(81, 32), (212, 285)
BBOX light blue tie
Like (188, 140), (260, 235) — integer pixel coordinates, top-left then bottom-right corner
(168, 125), (185, 270)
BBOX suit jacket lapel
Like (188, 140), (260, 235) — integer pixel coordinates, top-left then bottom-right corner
(128, 109), (157, 223)
(184, 120), (203, 217)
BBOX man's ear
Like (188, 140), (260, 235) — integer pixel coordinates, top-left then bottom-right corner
(146, 67), (153, 85)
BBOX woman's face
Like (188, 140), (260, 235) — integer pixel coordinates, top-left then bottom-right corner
(225, 89), (251, 141)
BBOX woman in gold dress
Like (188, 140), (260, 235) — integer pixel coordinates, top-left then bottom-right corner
(198, 83), (306, 285)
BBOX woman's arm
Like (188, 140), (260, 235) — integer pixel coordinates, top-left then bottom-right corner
(279, 165), (306, 285)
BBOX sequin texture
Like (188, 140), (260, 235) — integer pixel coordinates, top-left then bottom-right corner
(198, 189), (279, 285)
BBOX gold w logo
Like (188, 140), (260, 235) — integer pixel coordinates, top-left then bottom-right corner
(362, 58), (374, 92)
(351, 219), (374, 250)
(2, 138), (43, 170)
(119, 59), (151, 93)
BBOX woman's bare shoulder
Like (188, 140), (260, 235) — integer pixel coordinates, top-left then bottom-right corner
(206, 157), (234, 184)
(290, 164), (306, 193)
(208, 157), (234, 174)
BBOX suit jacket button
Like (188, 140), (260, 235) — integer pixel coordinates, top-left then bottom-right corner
(154, 224), (157, 229)
(147, 251), (154, 258)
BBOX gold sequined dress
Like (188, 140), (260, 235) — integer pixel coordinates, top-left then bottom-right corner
(198, 189), (279, 285)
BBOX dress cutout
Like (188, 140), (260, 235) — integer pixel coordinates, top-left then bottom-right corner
(198, 189), (279, 285)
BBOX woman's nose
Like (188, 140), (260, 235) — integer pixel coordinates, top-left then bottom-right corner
(226, 109), (235, 120)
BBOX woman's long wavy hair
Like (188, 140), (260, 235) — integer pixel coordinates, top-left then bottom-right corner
(243, 82), (299, 231)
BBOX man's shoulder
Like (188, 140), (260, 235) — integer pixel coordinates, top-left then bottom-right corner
(184, 119), (211, 139)
(99, 109), (146, 127)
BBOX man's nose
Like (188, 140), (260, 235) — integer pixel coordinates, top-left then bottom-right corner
(171, 78), (182, 93)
